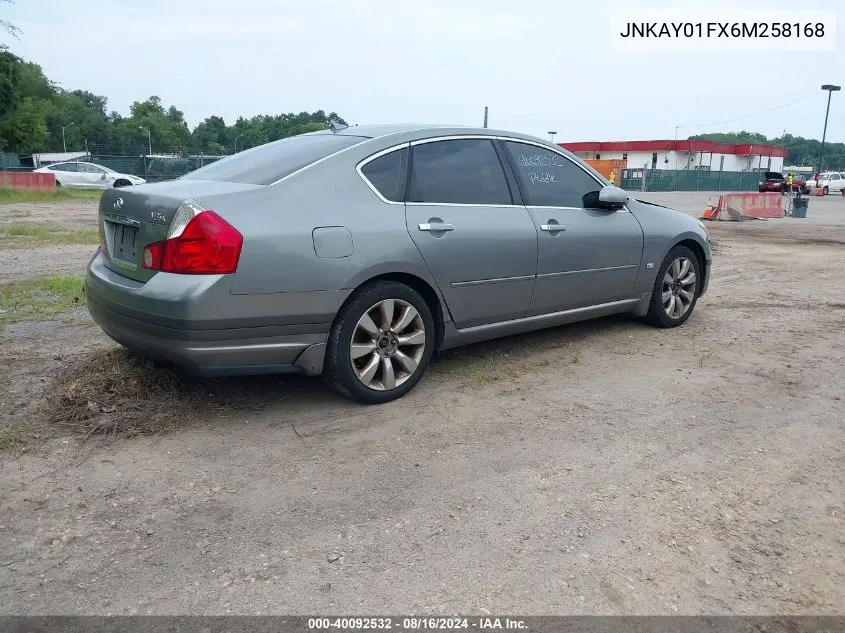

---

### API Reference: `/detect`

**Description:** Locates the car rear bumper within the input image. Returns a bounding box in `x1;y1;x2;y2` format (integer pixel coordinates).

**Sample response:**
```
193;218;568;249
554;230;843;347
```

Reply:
84;251;337;376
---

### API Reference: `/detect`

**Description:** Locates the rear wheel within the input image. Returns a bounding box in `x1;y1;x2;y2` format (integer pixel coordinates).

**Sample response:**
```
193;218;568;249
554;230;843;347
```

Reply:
823;186;829;195
644;245;701;328
114;179;131;188
323;281;435;404
55;180;62;188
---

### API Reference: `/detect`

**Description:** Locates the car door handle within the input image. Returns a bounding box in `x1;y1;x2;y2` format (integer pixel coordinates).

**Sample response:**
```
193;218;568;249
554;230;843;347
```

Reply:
540;224;566;232
418;223;454;232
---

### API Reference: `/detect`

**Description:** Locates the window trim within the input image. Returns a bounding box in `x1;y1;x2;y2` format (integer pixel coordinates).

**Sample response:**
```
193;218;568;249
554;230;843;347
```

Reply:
355;134;622;211
355;142;410;205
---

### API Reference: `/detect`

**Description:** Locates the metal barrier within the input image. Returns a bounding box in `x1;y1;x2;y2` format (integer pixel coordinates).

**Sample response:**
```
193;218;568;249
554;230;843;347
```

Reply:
0;171;57;191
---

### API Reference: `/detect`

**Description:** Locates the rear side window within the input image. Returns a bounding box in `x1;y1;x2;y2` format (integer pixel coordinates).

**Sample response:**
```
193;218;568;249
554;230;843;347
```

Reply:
408;139;512;205
360;147;408;202
50;163;78;172
181;133;366;185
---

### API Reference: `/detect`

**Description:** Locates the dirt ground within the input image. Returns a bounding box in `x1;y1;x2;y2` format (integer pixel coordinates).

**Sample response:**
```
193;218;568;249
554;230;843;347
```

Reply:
0;192;843;615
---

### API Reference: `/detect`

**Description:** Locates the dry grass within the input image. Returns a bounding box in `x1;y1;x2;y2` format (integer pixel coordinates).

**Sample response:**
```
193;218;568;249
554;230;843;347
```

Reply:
0;420;41;453
0;275;85;329
44;348;271;439
0;187;102;204
0;224;99;249
432;326;591;386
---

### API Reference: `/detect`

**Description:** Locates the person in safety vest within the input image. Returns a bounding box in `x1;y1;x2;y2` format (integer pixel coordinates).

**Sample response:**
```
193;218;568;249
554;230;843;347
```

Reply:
784;173;793;195
609;170;616;186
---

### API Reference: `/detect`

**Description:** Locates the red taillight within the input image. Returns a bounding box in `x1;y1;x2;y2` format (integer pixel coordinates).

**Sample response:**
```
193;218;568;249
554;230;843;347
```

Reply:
142;210;242;274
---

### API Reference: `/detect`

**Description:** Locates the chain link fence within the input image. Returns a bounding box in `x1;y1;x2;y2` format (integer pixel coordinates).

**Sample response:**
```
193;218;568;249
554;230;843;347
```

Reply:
88;155;224;183
620;169;771;192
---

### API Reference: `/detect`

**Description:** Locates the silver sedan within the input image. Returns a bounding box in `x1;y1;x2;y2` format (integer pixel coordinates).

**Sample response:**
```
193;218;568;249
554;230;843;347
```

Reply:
85;124;711;403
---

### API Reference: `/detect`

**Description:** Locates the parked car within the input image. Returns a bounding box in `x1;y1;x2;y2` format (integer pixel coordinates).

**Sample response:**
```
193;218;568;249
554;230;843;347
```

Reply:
757;171;808;194
85;124;711;404
34;161;146;189
806;171;845;195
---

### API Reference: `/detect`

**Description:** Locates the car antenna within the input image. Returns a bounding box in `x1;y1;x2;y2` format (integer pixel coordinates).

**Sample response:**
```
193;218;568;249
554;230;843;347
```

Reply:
329;120;348;133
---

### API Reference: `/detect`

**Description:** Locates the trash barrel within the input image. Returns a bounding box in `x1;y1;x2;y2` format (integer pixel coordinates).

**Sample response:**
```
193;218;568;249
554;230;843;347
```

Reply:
792;197;809;218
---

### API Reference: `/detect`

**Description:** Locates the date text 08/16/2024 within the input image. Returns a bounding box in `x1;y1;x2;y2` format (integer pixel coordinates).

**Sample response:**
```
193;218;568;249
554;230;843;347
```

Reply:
307;617;528;630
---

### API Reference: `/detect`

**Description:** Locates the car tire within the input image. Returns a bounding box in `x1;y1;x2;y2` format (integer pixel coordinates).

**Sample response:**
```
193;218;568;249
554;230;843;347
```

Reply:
113;179;131;188
823;186;829;195
55;180;62;188
323;280;435;404
644;245;701;329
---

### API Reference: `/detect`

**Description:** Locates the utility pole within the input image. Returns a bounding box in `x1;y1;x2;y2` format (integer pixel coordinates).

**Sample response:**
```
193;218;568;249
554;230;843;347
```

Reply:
818;84;841;174
61;123;74;153
139;126;152;156
483;106;488;129
548;131;557;143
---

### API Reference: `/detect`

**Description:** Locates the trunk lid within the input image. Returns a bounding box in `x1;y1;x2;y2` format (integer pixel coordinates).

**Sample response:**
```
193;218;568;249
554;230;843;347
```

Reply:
98;179;261;283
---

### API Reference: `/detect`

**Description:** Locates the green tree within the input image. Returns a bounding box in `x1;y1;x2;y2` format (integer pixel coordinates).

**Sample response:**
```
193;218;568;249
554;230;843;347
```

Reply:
0;48;20;118
0;96;53;152
0;50;349;157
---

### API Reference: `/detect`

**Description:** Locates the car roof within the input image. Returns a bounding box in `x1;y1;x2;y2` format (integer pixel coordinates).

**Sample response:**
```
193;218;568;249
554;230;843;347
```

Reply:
325;123;549;145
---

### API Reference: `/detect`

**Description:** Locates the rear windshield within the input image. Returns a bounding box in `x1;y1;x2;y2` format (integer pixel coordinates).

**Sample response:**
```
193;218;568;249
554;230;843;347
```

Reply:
180;133;367;185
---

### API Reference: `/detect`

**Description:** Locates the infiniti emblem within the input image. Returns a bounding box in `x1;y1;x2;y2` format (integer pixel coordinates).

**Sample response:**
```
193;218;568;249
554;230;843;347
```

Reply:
113;197;124;211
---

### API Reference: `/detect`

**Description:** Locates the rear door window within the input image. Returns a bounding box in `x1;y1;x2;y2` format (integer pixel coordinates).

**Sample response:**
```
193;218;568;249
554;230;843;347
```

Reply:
181;133;367;185
408;139;512;205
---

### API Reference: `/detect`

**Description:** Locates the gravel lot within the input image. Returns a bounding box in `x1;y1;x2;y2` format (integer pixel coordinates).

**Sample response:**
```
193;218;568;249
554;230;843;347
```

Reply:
1;191;843;615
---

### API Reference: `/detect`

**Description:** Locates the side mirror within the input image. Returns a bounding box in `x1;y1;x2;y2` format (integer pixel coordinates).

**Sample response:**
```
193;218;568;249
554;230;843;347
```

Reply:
582;185;629;210
598;185;629;207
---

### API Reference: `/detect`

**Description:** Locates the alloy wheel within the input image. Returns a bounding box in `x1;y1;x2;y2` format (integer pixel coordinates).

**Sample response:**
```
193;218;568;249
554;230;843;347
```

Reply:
662;257;696;319
349;299;426;391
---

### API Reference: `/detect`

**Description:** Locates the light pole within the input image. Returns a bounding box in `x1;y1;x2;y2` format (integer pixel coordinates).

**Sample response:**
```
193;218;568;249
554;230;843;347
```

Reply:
61;123;74;153
234;134;244;153
138;126;152;156
548;131;557;143
818;84;841;174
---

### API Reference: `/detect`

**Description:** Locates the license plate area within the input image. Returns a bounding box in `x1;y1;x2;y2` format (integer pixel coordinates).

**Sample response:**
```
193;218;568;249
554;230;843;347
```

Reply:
103;214;141;267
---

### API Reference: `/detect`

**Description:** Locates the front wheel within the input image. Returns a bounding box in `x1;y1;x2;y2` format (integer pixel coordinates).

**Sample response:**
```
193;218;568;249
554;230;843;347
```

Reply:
823;186;829;195
644;245;701;328
323;281;435;404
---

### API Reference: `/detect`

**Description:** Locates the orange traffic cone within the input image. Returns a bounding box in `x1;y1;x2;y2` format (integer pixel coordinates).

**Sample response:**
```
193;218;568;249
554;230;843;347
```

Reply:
700;197;718;220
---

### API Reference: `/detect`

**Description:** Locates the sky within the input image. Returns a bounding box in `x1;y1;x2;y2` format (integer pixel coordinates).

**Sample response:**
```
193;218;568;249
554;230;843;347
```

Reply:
3;0;843;143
